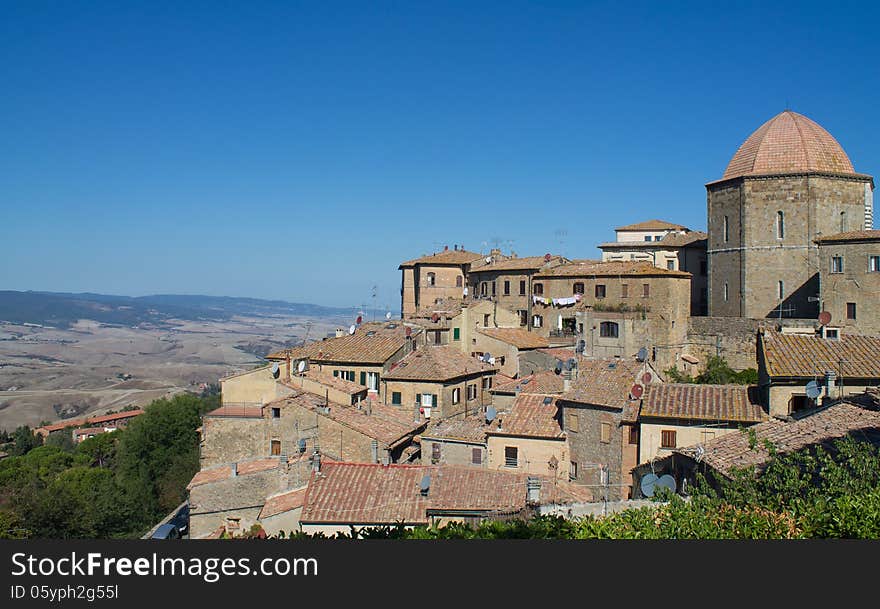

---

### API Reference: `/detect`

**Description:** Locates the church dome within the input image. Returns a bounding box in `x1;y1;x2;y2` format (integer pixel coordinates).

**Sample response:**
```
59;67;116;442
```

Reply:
721;110;856;181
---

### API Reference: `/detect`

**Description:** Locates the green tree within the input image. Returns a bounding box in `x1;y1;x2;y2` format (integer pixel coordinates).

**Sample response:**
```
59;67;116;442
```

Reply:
10;426;40;456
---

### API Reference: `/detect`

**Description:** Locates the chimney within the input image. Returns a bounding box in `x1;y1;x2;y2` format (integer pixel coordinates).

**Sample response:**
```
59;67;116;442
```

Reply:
454;244;458;251
824;371;837;398
490;248;501;257
231;462;238;477
526;476;541;504
371;439;379;463
335;327;346;338
444;245;449;251
311;450;321;473
564;378;571;392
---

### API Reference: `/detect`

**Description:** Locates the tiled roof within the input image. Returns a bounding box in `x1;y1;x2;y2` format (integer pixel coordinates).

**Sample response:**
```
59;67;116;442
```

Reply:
421;416;496;443
186;456;285;490
814;230;880;244
679;401;880;477
641;384;767;424
478;327;550;350
204;405;264;418
718;110;863;182
534;260;691;278
616;220;688;231
491;394;564;439
73;426;107;437
560;358;647;411
267;321;418;364
269;391;424;447
761;331;880;378
259;487;309;519
408;298;465;320
35;409;144;434
399;249;484;268
299;369;367;395
537;347;577;361
491;370;566;395
299;462;591;524
469;255;567;272
384;345;497;381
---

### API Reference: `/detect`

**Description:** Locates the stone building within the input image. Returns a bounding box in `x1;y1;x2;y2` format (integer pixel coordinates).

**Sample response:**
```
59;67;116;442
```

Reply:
405;298;520;348
399;246;484;318
489;369;566;410
707;110;874;319
419;415;496;467
557;357;660;500
472;327;550;377
756;329;880;417
599;219;708;315
381;344;498;421
815;230;880;336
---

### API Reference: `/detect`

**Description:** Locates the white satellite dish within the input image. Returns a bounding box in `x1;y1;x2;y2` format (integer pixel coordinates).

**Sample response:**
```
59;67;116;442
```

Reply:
349;325;356;335
270;362;280;377
385;311;392;320
485;256;492;263
488;357;496;365
297;360;307;374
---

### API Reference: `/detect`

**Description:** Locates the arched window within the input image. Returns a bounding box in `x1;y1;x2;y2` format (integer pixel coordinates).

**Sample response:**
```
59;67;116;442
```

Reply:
776;211;784;239
840;211;847;233
599;321;619;338
426;272;436;286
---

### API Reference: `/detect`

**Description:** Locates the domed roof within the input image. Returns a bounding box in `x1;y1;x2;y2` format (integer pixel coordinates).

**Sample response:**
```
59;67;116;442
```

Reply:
721;110;857;181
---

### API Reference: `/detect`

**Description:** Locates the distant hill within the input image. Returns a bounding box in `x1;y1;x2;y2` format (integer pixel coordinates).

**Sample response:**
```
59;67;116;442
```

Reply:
0;291;384;329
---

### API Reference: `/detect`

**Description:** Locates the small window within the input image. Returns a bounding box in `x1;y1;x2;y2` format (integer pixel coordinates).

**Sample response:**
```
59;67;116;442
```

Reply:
533;283;544;295
532;315;543;328
595;284;606;298
600;422;611;444
840;211;847;233
666;260;675;270
270;440;281;456
482;377;492;389
661;430;677;449
869;255;880;272
503;280;510;295
847;302;857;320
723;215;730;242
824;327;840;340
831;256;844;273
642;283;650;298
472;448;482;465
519;280;526;295
452;388;460;404
432;443;441;462
517;310;528;326
426;272;436;286
778;280;784;300
628;427;639;445
483;313;491;326
480;282;488;296
492;281;496;296
723;282;729;302
392;391;402;405
467;384;477;400
621;284;629;298
568;412;579;433
504;446;518;467
453;327;460;341
569;461;578;480
573;282;584;295
776;211;785;239
456;275;463;287
644;235;652;242
271;407;281;419
700;430;715;443
599;321;619;338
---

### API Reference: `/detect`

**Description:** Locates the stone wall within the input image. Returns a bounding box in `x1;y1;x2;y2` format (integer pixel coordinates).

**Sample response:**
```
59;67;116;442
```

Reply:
818;239;880;336
420;438;486;467
200;415;267;468
485;435;568;482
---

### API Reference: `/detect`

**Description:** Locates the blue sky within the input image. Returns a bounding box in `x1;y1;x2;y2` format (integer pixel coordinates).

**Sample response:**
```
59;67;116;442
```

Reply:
2;1;878;310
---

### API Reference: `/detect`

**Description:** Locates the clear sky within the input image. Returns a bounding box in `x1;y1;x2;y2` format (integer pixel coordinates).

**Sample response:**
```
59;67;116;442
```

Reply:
2;1;878;310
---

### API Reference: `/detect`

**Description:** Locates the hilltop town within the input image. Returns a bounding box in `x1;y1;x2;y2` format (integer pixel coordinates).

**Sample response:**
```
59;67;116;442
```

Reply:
184;110;880;538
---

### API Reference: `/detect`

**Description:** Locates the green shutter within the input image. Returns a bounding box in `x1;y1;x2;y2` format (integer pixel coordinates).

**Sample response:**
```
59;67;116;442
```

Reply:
392;392;401;405
360;371;367;386
333;370;338;377
432;394;438;408
453;327;460;341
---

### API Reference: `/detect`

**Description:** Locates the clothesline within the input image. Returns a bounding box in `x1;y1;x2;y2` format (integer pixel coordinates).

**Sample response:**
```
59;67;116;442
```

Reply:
532;293;583;307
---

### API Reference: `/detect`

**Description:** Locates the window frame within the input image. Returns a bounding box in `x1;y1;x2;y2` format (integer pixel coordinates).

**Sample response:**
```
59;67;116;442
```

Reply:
599;321;619;338
831;256;844;274
504;446;518;468
661;430;677;449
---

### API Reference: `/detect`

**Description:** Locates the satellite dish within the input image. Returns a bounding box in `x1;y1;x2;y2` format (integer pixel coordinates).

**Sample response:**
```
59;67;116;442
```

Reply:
641;372;652;385
486;407;497;422
356;315;363;325
567;358;577;370
576;339;586;354
656;475;677;494
488;357;496;365
554;361;563;375
640;473;659;497
297;438;307;452
630;384;644;399
349;325;356;335
420;474;431;493
805;380;822;400
485;256;492;263
271;362;280;377
636;347;648;362
481;352;492;363
385;311;392;320
297;360;307;374
818;311;832;326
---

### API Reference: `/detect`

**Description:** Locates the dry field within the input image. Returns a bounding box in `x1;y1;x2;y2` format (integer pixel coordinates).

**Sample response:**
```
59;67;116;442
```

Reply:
0;315;338;430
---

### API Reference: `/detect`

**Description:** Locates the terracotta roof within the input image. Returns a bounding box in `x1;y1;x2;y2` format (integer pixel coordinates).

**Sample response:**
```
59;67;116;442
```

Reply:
422;416;495;443
534;260;691;278
537;347;577;361
616;220;688;232
718;110;864;182
408;298;465;320
298;369;367;395
814;230;880;244
73;426;107;437
641;384;767;424
204;405;264;418
560;358;647;411
259;487;309;519
34;409;144;434
761;331;880;378
299;462;591;524
384;345;497;381
469;255;567;272
269;391;423;447
186;456;285;490
267;321;418;364
399;249;484;268
491;394;565;439
478;327;550;350
679;401;880;477
491;370;566;395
